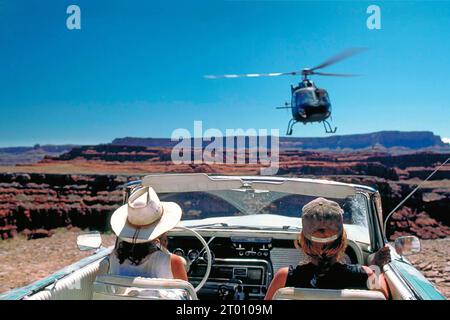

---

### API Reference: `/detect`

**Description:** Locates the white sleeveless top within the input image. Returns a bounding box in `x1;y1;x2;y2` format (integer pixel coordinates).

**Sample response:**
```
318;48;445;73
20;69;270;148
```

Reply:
108;249;173;279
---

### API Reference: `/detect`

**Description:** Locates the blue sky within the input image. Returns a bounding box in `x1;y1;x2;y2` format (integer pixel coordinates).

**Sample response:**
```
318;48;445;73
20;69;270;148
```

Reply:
0;0;449;147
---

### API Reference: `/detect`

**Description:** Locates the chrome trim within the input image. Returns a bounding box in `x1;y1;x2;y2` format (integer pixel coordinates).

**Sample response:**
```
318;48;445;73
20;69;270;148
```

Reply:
93;283;192;300
189;258;270;288
93;277;196;300
137;173;378;197
125;174;377;202
233;267;248;278
187;249;199;261
384;263;417;300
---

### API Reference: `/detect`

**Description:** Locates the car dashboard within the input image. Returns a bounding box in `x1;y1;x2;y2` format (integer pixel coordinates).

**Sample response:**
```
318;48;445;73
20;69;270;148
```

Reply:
168;234;359;300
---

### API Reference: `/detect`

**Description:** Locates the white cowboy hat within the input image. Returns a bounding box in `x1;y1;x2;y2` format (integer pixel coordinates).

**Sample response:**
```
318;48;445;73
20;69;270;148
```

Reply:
110;186;182;243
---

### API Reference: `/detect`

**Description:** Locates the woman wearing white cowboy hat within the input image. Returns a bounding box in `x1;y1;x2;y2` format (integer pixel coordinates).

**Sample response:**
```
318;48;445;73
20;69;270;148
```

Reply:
108;186;187;281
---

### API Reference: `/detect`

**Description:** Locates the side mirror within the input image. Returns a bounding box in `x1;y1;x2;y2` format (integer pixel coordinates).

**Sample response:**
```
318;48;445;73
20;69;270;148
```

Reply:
394;236;421;256
77;231;102;251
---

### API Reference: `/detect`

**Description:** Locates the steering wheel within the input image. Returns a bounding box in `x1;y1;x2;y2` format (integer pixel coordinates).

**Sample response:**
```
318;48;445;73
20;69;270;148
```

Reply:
170;226;212;292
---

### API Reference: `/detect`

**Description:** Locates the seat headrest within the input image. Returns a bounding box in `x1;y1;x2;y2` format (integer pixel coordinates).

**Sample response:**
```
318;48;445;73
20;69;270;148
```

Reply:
273;287;386;300
92;275;198;300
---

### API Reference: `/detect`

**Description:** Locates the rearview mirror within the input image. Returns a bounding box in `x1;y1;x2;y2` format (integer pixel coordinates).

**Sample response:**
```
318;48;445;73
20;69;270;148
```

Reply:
77;231;102;251
394;236;421;256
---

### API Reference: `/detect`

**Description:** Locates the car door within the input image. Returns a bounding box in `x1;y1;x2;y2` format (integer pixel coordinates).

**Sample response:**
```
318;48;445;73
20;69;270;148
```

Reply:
371;193;446;300
388;257;446;300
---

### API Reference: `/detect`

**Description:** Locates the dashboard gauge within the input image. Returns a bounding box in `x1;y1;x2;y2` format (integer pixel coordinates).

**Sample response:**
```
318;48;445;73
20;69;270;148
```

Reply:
202;250;215;262
172;248;185;257
187;249;199;261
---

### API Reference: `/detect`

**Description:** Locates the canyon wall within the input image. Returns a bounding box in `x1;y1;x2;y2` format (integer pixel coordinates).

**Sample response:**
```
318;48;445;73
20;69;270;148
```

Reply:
0;173;131;239
0;147;449;241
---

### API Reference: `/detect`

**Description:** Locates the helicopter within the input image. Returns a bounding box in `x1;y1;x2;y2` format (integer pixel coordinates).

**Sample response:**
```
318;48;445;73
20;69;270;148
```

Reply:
205;48;366;135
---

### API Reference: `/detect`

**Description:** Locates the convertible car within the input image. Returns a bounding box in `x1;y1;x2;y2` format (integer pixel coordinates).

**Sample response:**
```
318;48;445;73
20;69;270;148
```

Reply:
0;173;446;300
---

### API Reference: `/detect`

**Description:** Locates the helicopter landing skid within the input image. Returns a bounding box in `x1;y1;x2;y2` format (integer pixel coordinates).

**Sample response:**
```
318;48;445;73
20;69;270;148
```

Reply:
323;120;337;134
286;119;297;135
286;119;337;135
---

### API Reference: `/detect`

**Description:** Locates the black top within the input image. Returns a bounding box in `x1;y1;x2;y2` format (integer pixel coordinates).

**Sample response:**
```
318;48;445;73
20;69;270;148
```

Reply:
285;262;369;290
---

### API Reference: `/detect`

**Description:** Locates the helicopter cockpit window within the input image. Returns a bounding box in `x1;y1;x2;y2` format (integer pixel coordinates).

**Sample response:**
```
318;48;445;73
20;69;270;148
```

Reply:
295;91;315;105
316;89;330;104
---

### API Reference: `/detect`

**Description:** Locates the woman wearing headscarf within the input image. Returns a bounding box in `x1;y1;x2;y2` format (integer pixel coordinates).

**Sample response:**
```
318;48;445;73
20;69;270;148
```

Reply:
108;186;187;280
265;197;390;299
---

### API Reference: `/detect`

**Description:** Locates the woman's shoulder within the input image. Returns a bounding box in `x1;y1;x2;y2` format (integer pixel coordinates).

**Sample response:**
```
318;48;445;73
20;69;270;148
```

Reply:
170;252;186;265
165;251;188;271
272;268;290;288
148;249;172;262
276;267;290;276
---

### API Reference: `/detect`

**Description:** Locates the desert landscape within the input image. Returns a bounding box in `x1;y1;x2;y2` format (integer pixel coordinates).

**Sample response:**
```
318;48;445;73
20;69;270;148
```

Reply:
0;228;115;294
0;131;449;297
0;230;448;298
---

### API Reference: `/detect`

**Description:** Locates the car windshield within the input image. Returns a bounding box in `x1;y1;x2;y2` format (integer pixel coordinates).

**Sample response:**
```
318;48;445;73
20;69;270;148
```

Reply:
160;189;370;243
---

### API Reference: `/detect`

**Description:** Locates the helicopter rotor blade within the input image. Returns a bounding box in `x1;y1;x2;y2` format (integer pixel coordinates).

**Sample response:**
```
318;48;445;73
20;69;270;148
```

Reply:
312;72;361;77
204;71;301;79
310;47;367;72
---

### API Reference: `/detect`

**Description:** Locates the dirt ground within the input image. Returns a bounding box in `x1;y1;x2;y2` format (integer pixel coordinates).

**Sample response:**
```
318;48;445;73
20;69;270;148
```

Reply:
0;229;115;294
0;231;448;299
408;237;450;298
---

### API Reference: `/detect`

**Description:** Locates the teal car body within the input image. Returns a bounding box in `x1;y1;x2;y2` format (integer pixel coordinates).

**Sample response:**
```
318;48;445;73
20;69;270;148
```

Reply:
391;258;446;300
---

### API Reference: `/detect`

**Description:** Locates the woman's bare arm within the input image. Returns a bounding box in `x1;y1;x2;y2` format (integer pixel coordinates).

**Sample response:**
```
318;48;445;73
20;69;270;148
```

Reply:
171;254;188;281
264;267;289;300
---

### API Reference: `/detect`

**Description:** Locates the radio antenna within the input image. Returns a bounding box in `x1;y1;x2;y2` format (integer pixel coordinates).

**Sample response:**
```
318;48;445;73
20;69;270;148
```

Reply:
383;154;450;236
